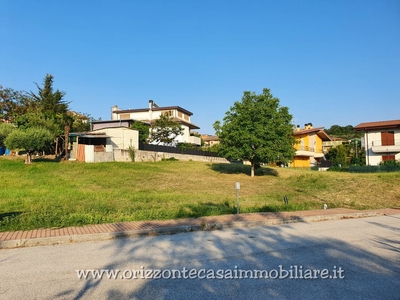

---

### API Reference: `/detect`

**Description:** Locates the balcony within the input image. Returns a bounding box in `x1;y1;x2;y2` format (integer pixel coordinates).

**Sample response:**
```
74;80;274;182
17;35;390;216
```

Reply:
295;146;324;157
371;140;400;153
188;136;201;146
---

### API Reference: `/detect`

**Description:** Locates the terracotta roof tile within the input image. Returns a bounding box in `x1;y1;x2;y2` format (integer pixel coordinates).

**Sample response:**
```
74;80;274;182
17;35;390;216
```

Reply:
293;127;332;141
354;119;400;130
293;127;325;135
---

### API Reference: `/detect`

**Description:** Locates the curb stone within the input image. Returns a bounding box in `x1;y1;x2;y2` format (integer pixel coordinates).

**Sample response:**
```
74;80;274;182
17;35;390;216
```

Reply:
0;209;398;250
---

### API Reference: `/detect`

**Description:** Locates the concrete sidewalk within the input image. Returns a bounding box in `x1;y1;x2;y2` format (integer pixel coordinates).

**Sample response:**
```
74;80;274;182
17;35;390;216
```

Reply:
1;208;399;249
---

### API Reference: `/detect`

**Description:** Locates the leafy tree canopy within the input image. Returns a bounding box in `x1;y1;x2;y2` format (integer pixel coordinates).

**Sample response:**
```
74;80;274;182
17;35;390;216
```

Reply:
325;144;348;167
30;74;69;115
0;87;35;122
0;123;16;147
4;127;54;163
68;111;91;132
325;124;362;139
214;88;296;177
149;114;183;145
14;111;63;138
131;121;150;144
29;74;72;159
2;75;91;160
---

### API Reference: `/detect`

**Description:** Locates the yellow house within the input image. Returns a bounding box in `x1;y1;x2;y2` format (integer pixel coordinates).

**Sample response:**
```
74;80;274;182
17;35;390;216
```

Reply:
291;123;332;167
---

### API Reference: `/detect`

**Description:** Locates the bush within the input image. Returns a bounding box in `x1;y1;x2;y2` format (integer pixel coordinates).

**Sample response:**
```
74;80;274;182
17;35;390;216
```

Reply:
0;123;16;147
379;159;400;167
328;164;400;173
327;166;349;172
128;146;135;162
161;157;178;161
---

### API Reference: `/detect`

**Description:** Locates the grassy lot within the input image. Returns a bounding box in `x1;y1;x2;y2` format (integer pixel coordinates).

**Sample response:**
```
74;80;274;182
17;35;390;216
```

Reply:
1;157;399;232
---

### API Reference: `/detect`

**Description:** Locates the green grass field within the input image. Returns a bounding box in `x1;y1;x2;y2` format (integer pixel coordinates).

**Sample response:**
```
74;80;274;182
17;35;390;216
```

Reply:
1;157;399;232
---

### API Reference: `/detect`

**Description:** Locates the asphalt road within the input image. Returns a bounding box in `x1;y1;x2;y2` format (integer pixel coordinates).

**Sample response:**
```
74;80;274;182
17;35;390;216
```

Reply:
1;214;399;300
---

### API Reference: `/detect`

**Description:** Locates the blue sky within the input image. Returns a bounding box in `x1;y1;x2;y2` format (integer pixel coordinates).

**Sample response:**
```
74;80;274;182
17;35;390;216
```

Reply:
1;0;399;134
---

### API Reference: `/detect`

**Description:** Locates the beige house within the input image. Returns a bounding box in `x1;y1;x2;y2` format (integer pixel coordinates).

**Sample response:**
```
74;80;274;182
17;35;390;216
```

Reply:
111;100;201;146
201;134;219;147
322;137;347;153
89;127;139;150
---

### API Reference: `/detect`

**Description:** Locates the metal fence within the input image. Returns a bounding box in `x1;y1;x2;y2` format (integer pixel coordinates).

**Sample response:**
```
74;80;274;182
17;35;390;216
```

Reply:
138;143;221;157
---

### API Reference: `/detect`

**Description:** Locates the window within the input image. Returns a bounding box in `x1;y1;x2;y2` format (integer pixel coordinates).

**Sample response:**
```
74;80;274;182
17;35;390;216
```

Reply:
381;131;395;146
161;110;173;117
382;155;395;161
120;113;131;120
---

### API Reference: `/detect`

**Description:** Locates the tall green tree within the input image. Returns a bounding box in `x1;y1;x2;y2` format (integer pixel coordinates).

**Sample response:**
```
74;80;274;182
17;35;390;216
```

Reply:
30;74;69;115
149;114;183;145
214;88;296;177
29;74;71;159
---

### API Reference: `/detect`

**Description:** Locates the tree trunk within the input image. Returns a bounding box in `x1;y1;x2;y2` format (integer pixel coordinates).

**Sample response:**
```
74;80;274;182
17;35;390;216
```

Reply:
55;138;59;157
25;152;32;164
63;122;70;161
251;162;255;177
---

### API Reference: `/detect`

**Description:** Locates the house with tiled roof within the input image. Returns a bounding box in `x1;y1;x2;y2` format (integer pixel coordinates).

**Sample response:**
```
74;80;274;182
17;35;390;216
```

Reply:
201;134;219;147
108;100;201;146
291;123;332;167
322;137;348;153
354;119;400;165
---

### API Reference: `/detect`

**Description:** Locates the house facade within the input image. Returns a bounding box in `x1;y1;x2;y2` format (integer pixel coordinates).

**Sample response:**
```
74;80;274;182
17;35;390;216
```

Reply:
291;123;332;167
90;127;139;151
354;119;400;165
201;134;219;147
322;137;347;153
110;100;201;145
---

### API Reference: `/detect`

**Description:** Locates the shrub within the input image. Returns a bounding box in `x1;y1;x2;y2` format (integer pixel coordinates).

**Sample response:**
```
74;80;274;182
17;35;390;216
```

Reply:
379;159;400;167
128;146;135;162
0;123;16;147
161;157;178;161
328;164;400;173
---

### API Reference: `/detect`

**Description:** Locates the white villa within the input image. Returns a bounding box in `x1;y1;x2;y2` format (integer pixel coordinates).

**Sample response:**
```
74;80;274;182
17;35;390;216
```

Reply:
97;100;201;146
354;119;400;165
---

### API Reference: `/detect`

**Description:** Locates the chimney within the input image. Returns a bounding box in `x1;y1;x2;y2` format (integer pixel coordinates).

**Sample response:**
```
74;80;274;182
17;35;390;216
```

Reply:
111;105;119;120
304;123;313;130
296;125;301;132
149;100;153;110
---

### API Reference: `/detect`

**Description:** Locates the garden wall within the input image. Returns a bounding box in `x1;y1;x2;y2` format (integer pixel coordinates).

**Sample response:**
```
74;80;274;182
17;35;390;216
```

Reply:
113;148;229;163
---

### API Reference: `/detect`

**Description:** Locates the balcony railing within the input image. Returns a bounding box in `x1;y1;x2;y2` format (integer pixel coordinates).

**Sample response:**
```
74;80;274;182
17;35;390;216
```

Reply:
371;139;400;147
296;146;323;153
188;136;201;145
371;139;400;153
